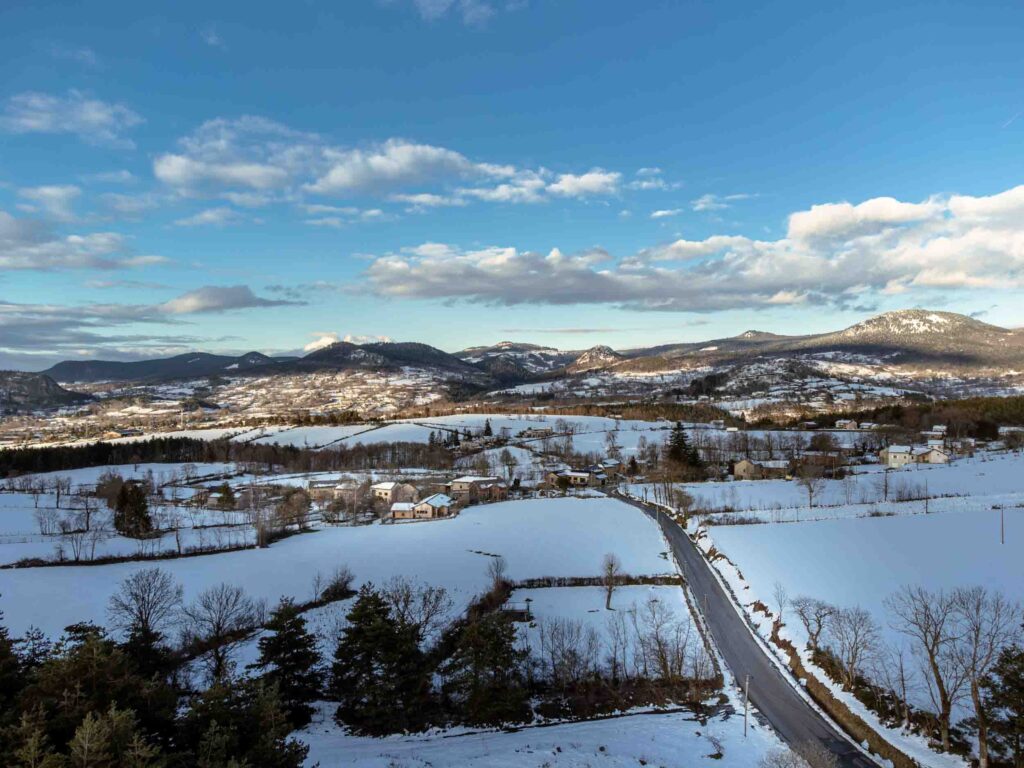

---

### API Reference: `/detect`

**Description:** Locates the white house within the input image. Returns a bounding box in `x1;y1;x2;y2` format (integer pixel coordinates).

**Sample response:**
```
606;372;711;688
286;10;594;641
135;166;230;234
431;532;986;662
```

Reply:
835;419;859;430
412;493;454;518
880;445;914;468
371;481;418;504
913;447;951;464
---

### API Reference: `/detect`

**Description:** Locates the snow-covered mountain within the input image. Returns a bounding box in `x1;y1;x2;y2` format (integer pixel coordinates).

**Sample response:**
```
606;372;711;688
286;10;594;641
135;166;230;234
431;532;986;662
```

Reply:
567;345;626;373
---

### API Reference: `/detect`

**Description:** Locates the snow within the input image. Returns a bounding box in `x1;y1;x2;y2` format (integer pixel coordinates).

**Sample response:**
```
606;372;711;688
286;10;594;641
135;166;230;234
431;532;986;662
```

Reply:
0;496;672;638
299;697;785;767
512;585;695;670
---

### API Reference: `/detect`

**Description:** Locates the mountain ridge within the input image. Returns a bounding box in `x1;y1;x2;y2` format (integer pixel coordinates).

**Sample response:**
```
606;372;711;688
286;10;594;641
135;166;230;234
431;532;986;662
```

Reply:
37;309;1023;386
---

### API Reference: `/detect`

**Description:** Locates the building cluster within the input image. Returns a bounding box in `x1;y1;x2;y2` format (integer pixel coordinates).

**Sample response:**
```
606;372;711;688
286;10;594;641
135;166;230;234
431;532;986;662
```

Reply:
307;473;510;523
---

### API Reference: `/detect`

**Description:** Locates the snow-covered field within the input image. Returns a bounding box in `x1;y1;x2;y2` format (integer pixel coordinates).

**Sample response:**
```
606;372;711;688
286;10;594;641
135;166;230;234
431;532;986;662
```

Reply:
0;496;672;638
512;585;697;672
627;451;1024;522
299;698;785;767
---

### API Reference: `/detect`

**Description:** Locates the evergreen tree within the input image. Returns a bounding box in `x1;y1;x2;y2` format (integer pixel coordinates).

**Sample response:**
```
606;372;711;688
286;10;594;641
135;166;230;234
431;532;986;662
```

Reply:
440;613;530;726
215;482;236;511
113;484;152;538
178;679;308;768
666;422;702;469
483;419;493;437
981;643;1024;767
330;585;433;735
250;599;322;727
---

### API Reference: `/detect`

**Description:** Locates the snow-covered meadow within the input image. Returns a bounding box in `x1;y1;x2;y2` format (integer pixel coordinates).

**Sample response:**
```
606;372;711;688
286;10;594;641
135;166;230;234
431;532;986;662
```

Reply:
0;495;672;639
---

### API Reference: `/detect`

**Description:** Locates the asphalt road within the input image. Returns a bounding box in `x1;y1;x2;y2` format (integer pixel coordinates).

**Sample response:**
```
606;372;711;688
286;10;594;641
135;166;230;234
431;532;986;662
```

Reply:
614;492;878;768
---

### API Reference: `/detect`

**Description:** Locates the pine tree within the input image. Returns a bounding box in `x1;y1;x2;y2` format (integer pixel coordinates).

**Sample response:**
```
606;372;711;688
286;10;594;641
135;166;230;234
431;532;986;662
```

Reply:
440;613;530;726
330;585;432;735
666;422;702;470
113;484;152;538
215;482;236;511
982;643;1024;767
483;419;493;437
250;599;322;727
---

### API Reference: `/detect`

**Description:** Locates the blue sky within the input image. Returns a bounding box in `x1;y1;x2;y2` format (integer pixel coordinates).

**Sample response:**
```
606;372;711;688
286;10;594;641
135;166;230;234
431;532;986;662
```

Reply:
2;0;1023;368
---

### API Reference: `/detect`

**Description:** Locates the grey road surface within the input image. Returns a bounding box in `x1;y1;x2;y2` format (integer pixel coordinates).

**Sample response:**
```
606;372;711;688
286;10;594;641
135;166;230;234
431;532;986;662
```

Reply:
614;492;879;768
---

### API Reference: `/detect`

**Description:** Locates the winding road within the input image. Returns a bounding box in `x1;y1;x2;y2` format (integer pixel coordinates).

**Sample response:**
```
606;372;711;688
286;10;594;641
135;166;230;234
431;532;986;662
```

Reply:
613;492;879;768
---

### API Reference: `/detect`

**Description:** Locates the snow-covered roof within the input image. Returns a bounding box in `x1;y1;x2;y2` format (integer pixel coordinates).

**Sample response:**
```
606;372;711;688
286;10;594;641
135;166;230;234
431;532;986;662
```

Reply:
451;475;499;484
371;481;398;490
417;493;453;508
886;445;912;453
390;502;414;512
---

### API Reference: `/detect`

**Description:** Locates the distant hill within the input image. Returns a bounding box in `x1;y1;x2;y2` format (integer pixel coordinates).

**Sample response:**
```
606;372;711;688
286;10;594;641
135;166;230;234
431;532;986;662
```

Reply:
42;351;285;383
35;310;1024;392
456;341;578;382
0;372;91;413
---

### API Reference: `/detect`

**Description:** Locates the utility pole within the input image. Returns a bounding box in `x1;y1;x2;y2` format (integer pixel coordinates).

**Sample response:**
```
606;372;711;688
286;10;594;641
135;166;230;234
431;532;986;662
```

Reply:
744;674;751;737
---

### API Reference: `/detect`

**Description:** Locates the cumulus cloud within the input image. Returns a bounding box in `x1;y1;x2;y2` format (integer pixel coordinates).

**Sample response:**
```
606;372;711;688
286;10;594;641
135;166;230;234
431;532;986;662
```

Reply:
1;90;143;147
174;207;245;227
17;185;81;222
305;139;509;194
360;184;1024;312
154;116;317;195
160;285;301;314
303;332;340;352
398;0;500;25
153;115;633;214
650;208;683;219
547;169;621;197
691;192;755;212
0;210;166;271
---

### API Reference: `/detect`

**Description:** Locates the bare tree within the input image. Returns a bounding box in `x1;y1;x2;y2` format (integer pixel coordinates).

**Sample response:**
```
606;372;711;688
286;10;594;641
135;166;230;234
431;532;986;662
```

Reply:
792;596;837;650
487;555;508;589
602;552;623;610
381;576;453;641
108;567;183;640
886;586;964;752
873;641;917;728
538;617;600;686
952;586;1022;768
182;583;257;681
773;581;790;623
796;466;826;508
829;606;879;691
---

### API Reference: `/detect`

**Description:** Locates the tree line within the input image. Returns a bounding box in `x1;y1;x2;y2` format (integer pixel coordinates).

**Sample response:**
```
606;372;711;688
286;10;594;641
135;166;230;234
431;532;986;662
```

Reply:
782;584;1023;767
0;436;453;478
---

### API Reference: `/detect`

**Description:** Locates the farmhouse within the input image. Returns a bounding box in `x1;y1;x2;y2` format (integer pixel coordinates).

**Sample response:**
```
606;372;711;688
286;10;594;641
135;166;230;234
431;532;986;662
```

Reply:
913;446;951;464
412;493;454;518
447;475;508;503
880;445;914;468
370;481;419;504
834;419;858;430
733;458;789;480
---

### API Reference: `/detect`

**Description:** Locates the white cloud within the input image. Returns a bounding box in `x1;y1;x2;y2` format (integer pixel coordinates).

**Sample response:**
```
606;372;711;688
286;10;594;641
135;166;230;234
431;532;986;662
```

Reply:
17;185;81;222
1;90;142;147
173;207;244;227
650;208;683;219
360;184;1024;312
160;285;298;314
403;0;498;25
0;210;164;271
200;26;226;48
85;170;136;184
44;43;100;67
306;139;503;195
303;332;340;352
547;169;621;197
691;192;755;212
389;192;468;209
